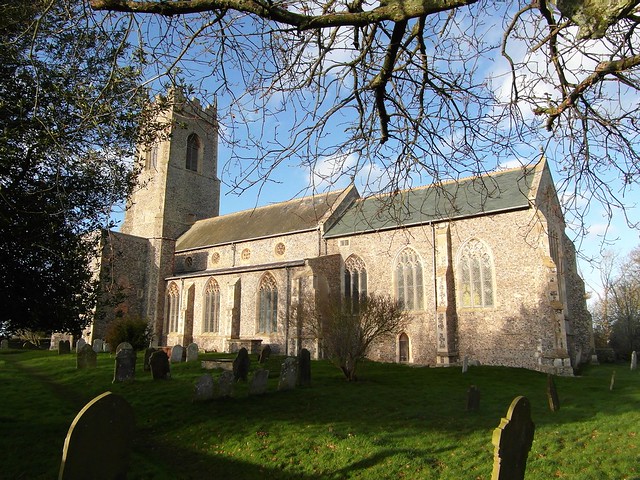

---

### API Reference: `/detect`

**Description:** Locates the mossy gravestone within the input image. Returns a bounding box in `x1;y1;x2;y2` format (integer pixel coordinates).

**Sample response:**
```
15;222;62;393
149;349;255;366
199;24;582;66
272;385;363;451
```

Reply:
491;396;535;480
58;392;134;480
76;344;97;370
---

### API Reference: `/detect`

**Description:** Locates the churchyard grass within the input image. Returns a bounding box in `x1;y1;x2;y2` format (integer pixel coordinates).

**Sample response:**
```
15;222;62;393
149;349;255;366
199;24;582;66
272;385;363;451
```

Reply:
1;349;638;479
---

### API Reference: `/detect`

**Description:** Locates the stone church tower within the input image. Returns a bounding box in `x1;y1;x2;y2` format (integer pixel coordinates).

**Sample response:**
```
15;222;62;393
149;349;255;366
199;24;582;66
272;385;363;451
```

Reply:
91;91;221;342
121;90;220;239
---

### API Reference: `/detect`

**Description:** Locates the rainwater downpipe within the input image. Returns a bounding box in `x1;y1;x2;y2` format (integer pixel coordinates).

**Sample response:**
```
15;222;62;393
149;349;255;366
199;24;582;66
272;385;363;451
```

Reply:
285;266;291;356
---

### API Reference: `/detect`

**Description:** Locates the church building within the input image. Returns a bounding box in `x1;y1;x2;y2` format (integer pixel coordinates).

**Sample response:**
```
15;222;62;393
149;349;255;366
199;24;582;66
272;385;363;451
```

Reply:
91;93;594;375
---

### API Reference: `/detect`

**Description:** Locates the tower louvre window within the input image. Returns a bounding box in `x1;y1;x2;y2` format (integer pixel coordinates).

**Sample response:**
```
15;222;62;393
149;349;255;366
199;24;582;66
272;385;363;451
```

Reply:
186;133;200;171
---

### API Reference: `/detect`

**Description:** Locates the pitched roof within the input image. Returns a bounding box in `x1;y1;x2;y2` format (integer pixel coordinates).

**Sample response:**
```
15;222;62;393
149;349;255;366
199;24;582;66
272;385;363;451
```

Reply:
176;188;348;251
323;163;540;238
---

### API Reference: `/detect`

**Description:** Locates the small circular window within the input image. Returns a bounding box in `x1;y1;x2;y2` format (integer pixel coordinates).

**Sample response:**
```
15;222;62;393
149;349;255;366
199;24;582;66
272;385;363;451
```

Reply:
241;248;251;260
184;257;193;267
275;242;286;256
211;252;220;265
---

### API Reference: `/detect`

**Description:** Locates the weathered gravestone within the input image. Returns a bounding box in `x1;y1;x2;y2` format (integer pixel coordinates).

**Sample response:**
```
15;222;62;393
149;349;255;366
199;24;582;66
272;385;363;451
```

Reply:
466;385;480;412
76;344;97;370
186;343;199;363
631;351;637;371
249;369;270;395
462;356;469;374
92;339;103;353
149;350;171;380
278;357;298;391
0;339;8;349
297;348;311;387
491;396;535;480
58;340;71;355
547;374;560;412
113;348;136;383
75;339;86;353
115;342;133;355
58;391;134;480
170;344;184;363
143;347;157;372
103;343;111;353
193;374;215;402
258;344;272;364
233;347;250;382
217;371;235;398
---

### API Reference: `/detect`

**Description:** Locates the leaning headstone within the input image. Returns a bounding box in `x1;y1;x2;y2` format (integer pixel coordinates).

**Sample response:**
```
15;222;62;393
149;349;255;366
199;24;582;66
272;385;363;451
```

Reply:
149;350;171;380
233;347;250;382
278;357;299;391
610;370;616;391
75;338;87;353
143;347;157;371
76;344;97;370
0;339;8;349
58;340;71;355
170;344;184;363
115;342;133;355
186;343;199;363
547;374;560;412
491;396;535;480
58;391;134;480
258;344;272;364
297;348;311;387
249;369;270;395
193;374;215;402
92;339;103;353
466;385;480;411
113;348;136;383
217;371;235;398
631;351;637;371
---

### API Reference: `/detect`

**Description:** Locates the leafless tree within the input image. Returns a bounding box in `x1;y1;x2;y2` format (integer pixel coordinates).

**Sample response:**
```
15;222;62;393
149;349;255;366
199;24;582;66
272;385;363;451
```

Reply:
299;293;408;380
89;0;639;240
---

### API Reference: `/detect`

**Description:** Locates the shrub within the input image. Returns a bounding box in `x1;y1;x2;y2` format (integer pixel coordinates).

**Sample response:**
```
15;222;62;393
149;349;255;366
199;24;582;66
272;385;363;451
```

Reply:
104;316;151;351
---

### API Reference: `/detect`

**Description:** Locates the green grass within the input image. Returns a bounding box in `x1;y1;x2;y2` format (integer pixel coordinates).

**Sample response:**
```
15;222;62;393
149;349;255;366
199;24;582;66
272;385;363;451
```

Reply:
1;349;639;479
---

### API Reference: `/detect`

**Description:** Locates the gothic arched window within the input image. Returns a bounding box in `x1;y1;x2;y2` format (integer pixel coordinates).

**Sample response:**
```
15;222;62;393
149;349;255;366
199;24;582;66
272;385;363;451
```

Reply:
186;133;200;171
258;273;278;334
344;255;367;313
203;278;220;333
457;238;495;308
166;282;180;332
394;248;424;311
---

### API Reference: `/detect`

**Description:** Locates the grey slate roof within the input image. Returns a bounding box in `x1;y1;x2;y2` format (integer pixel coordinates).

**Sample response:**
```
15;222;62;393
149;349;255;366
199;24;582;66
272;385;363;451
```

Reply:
323;165;538;238
176;189;346;251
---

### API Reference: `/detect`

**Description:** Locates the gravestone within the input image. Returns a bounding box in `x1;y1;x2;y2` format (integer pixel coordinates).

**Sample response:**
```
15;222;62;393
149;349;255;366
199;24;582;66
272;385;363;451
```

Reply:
113;348;136;383
547;374;560;412
217;371;235;398
233;347;250;382
278;357;298;391
92;339;103;353
103;343;111;353
491;396;535;480
0;339;8;349
170;344;184;363
143;348;157;372
249;369;270;395
75;338;86;353
58;391;134;480
462;356;469;373
186;343;199;363
149;350;171;380
115;342;133;355
258;344;272;364
58;340;71;355
193;374;215;402
76;344;97;370
610;370;616;391
466;385;480;411
631;351;637;371
297;348;311;387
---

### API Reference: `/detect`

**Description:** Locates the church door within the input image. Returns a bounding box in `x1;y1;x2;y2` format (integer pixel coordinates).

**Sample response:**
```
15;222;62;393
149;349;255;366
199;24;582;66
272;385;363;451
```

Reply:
399;333;410;363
